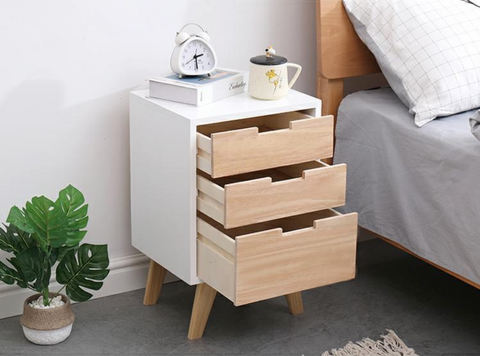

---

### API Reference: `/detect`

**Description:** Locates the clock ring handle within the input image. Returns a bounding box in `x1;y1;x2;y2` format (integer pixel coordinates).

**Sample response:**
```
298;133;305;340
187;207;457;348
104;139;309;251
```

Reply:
177;23;207;35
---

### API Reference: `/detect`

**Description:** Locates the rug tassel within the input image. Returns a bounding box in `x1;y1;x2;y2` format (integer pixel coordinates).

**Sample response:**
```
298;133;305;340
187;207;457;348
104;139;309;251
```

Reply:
322;330;418;356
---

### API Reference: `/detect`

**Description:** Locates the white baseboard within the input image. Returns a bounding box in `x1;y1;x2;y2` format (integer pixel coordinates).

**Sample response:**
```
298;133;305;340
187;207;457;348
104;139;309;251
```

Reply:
0;253;178;320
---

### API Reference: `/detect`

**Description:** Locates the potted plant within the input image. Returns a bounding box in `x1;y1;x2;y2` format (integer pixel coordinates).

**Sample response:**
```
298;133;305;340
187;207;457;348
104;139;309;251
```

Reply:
0;185;109;345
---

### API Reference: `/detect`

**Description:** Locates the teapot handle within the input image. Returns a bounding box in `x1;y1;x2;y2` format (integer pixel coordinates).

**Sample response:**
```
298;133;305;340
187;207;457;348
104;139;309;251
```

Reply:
286;63;302;89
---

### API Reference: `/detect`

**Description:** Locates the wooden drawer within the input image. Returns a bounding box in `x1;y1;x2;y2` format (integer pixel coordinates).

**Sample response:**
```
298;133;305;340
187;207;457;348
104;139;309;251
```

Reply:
197;160;346;229
197;112;334;178
197;210;357;306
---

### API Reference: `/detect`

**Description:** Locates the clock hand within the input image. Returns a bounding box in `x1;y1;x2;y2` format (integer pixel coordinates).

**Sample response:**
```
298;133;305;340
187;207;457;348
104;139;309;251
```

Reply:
186;51;203;65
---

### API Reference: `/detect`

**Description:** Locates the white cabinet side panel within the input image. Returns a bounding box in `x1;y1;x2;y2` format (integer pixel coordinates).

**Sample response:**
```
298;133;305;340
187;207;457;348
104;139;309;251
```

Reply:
130;94;197;284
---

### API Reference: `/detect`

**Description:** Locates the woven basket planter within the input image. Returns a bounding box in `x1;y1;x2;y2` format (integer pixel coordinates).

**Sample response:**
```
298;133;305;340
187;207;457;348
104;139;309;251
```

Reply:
20;293;75;345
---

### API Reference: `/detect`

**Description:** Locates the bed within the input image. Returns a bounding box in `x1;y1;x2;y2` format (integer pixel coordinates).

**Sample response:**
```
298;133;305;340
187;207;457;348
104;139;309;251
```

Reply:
316;0;480;289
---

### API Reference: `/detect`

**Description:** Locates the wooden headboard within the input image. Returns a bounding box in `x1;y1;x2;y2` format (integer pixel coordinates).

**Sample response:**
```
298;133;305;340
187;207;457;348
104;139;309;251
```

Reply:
316;0;380;116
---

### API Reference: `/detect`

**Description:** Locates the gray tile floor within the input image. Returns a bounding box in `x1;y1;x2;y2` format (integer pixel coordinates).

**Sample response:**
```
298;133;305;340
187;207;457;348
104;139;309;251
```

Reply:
1;239;479;356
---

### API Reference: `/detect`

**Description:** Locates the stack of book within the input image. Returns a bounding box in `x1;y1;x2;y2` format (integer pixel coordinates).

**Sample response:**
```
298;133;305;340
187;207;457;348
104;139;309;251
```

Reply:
149;68;247;106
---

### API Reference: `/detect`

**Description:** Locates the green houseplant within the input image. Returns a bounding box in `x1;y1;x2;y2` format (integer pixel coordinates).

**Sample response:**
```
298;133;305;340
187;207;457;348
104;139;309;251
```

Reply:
0;185;109;345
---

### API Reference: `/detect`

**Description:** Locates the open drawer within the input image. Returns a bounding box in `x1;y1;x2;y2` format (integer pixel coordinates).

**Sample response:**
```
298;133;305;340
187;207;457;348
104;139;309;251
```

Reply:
197;210;358;306
197;112;334;178
197;160;346;229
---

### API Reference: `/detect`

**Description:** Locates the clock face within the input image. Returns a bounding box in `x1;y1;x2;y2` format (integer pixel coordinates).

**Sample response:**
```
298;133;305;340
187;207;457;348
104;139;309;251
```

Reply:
180;39;215;74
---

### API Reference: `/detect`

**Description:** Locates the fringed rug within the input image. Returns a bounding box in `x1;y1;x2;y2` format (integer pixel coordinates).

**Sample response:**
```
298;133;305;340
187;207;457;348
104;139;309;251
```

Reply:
322;330;418;356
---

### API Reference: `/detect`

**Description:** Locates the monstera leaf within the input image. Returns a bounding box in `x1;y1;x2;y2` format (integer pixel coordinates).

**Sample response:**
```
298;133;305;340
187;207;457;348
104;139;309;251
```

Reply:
0;259;31;289
7;196;68;250
56;185;89;246
0;261;16;285
10;246;50;292
25;196;69;249
6;207;35;234
56;244;109;302
0;224;33;254
50;244;79;265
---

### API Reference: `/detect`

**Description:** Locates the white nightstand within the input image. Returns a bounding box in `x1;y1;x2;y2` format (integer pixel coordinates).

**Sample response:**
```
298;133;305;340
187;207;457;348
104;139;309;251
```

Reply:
129;90;357;339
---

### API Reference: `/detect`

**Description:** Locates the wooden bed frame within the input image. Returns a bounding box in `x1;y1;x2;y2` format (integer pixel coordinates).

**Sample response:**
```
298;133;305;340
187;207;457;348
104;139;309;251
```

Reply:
316;0;480;290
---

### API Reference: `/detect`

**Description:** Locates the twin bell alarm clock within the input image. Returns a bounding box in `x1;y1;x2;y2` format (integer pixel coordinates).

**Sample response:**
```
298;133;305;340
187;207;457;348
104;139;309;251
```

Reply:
248;46;302;100
170;23;217;78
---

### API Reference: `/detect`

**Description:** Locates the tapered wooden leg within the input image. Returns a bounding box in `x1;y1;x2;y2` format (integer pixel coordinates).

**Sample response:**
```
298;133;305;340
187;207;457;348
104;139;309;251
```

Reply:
187;283;217;340
143;260;167;306
285;292;304;315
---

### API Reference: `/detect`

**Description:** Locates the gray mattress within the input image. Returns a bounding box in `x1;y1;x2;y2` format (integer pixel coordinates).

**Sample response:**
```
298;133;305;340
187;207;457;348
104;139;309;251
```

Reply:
334;88;480;285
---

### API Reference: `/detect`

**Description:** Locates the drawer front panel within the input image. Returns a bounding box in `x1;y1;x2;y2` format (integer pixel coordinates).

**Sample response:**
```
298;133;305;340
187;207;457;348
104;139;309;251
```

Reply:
235;212;358;306
197;161;347;229
224;163;346;228
196;210;358;306
196;113;334;178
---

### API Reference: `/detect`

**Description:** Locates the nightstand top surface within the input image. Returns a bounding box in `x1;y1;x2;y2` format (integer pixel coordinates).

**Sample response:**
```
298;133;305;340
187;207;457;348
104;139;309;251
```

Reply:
131;89;321;121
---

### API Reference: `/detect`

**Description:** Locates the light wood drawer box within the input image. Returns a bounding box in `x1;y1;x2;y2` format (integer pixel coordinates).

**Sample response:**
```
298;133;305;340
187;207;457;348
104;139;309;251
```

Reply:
197;210;358;306
197;160;346;229
197;112;334;178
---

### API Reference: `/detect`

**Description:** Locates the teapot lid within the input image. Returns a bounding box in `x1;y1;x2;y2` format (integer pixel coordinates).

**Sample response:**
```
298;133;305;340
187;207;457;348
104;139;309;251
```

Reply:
250;46;287;65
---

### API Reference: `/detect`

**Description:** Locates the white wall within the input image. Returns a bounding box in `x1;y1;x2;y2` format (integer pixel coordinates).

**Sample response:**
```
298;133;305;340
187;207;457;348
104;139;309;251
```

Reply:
0;0;317;318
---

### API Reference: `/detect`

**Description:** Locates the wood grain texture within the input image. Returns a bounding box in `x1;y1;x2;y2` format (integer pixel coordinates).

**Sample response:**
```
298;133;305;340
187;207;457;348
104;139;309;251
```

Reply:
197;237;235;302
196;113;334;178
197;152;213;176
197;192;225;225
197;218;235;257
316;0;379;80
196;132;212;154
318;77;344;117
285;292;304;315
317;77;344;155
223;162;346;228
197;160;346;229
196;210;358;306
197;217;236;302
235;212;358;306
187;283;217;340
143;260;167;306
211;116;333;178
197;174;225;203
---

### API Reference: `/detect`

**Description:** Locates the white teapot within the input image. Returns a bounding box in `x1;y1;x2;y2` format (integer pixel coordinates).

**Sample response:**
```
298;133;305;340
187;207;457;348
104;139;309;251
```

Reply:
248;47;302;100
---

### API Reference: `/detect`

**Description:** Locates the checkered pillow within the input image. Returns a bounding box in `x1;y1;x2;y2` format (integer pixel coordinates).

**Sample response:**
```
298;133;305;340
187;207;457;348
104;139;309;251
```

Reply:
344;0;480;126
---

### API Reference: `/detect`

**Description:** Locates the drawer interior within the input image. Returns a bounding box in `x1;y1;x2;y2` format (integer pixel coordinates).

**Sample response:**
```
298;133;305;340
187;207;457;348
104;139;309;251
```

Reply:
197;160;329;188
197;110;314;137
198;209;341;240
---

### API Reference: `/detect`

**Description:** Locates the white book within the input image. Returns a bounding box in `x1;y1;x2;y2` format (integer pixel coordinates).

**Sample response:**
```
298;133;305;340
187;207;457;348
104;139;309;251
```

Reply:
148;68;247;106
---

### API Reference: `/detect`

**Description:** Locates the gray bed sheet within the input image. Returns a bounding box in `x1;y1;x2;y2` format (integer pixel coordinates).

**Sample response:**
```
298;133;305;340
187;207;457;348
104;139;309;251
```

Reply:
334;88;480;285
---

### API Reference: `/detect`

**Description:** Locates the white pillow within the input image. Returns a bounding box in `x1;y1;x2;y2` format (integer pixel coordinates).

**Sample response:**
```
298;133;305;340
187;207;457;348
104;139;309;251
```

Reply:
343;0;480;127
